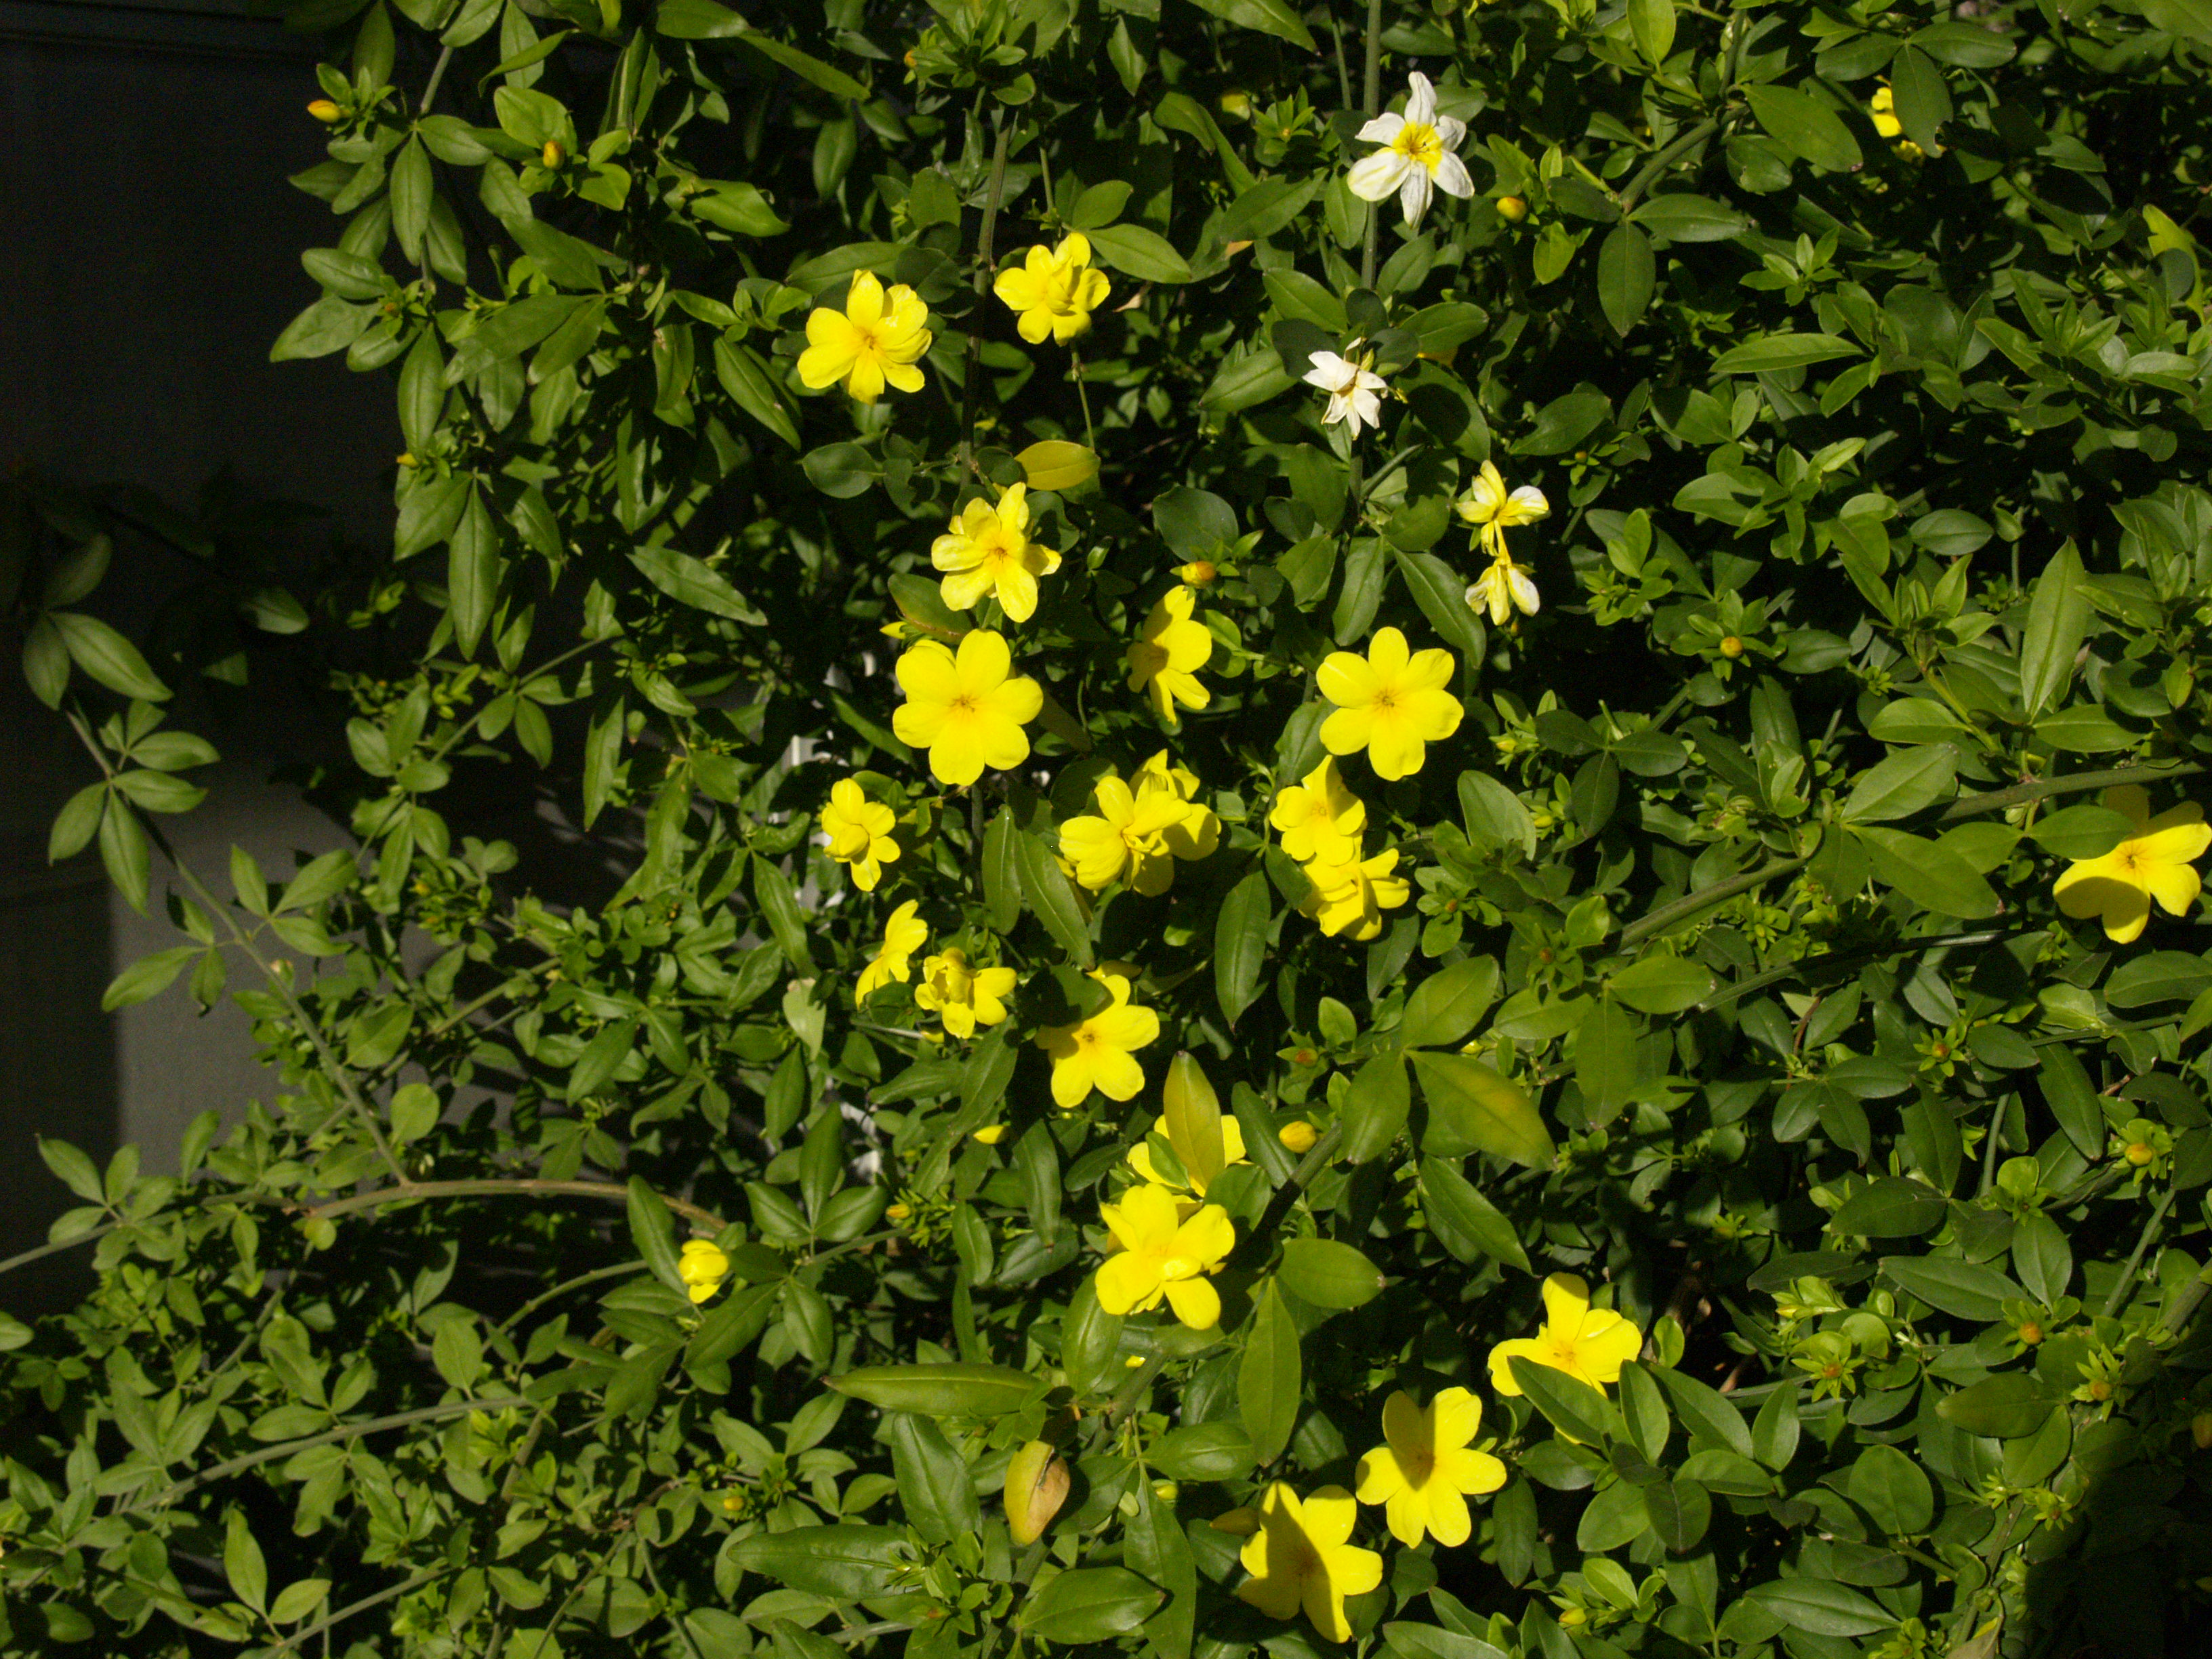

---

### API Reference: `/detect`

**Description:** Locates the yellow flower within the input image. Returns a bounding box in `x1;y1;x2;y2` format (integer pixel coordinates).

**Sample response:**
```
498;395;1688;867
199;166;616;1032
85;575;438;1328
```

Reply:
991;232;1111;345
2055;785;2211;943
1094;1183;1234;1328
1125;586;1212;725
1299;846;1410;941
1233;1482;1385;1643
1036;969;1160;1108
1316;627;1462;781
1488;1273;1644;1396
796;270;932;403
1466;550;1540;627
1353;1388;1507;1547
972;1124;1010;1145
678;1240;731;1306
932;483;1062;623
856;899;929;1001
1269;756;1367;865
1870;83;1903;140
914;947;1017;1040
1126;1111;1250;1196
820;778;899;891
891;630;1043;787
1058;758;1221;895
1455;461;1550;560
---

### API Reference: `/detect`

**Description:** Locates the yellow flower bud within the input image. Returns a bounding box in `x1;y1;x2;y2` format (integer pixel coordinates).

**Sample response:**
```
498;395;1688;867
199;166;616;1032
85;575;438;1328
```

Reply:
1123;1353;1147;1368
1496;196;1528;222
1719;636;1745;658
2125;1141;2157;1166
1277;1120;1319;1154
972;1124;1009;1145
307;99;343;124
542;140;566;169
1176;560;1217;588
2018;1321;2043;1346
886;1202;912;1221
2194;1411;2212;1450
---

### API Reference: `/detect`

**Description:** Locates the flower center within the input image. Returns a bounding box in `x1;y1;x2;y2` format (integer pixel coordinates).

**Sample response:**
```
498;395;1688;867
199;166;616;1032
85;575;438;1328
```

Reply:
949;692;980;716
1392;121;1443;171
1372;687;1400;715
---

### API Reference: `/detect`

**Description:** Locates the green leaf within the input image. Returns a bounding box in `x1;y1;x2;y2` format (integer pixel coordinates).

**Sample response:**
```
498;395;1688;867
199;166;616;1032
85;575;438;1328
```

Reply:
1418;1158;1529;1272
1509;1357;1612;1445
1879;1254;2025;1322
1847;1441;1933;1535
1642;1476;1710;1552
2020;544;2091;717
101;945;198;1012
752;855;816;971
1129;1477;1197;1659
1411;1051;1554;1168
447;489;501;658
1605;956;1714;1015
1842;745;1957;823
1830;1176;1948;1237
726;1525;909;1601
1214;867;1271;1027
1573;998;1643;1124
1740;1580;1896;1639
1710;333;1862;375
827;1364;1039;1416
2039;1044;2106;1159
1239;1277;1300;1465
1629;0;1676;63
1019;1568;1165;1644
268;1580;331;1626
1458;772;1536;857
1340;1054;1410;1164
1936;1374;2056;1437
1017;829;1094;968
712;337;801;449
1390;548;1485;658
888;1414;982;1544
630;546;766;624
2025;802;2129;860
1854;827;2001;919
38;1136;104;1202
626;1177;684;1296
1596;224;1656;337
1086;224;1193;284
1277;1238;1385;1309
1149;1421;1254;1481
983;807;1024;935
225;1509;268;1614
50;613;169;701
1743;84;1863;171
1185;0;1314;50
1401;956;1501;1049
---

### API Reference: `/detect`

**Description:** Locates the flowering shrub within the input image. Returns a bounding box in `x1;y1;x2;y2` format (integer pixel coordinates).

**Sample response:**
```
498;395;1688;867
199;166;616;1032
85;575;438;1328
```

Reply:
7;1;2212;1657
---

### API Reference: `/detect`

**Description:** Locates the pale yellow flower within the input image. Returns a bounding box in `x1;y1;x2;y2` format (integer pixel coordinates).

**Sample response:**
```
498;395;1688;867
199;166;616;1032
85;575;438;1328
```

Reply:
1454;460;1550;560
1316;626;1462;781
1234;1483;1385;1643
2054;785;2211;944
1353;1388;1506;1547
856;899;929;1002
992;232;1112;345
1036;969;1160;1108
1345;72;1473;230
1094;1183;1233;1328
1488;1273;1644;1395
1125;587;1212;725
931;483;1061;623
796;270;932;403
820;778;898;890
1466;550;1539;627
914;947;1017;1040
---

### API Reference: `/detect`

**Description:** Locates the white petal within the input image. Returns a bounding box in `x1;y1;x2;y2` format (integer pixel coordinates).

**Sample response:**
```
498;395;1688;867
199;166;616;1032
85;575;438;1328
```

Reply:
1355;368;1388;394
1399;167;1432;229
1321;392;1349;426
1349;388;1381;432
1434;115;1467;150
1507;567;1540;615
1346;150;1410;204
1405;72;1436;127
1355;113;1406;144
1508;485;1551;518
1431;151;1475;200
1304;352;1353;391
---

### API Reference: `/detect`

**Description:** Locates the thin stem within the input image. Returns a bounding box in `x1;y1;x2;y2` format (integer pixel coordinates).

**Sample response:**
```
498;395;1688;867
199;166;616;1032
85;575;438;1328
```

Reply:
1694;927;2026;1014
1936;761;2207;823
1977;1094;2007;1196
1358;0;1382;289
958;112;1014;473
272;1565;449;1656
1070;348;1097;452
1618;854;1808;949
2100;1189;2176;1319
1235;1124;1345;1270
0;1226;120;1279
495;1261;649;1334
302;1178;727;1233
1616;117;1719;213
418;46;454;117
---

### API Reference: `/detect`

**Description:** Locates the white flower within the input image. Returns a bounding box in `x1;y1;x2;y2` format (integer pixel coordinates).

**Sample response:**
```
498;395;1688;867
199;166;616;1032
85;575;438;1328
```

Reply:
1466;552;1540;626
1303;348;1388;439
1345;72;1475;230
1455;461;1550;558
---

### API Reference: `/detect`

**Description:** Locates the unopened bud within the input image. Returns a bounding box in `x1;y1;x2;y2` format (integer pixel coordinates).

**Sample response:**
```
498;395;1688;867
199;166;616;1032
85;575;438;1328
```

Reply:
1496;196;1528;223
2018;1322;2043;1347
1719;636;1745;659
886;1202;912;1221
972;1124;1008;1146
542;140;566;169
1176;560;1217;588
307;99;343;124
2125;1141;2157;1167
1278;1120;1319;1154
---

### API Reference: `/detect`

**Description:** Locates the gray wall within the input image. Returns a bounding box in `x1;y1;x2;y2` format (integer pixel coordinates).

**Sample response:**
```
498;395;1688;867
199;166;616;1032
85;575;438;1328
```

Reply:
1;0;391;1305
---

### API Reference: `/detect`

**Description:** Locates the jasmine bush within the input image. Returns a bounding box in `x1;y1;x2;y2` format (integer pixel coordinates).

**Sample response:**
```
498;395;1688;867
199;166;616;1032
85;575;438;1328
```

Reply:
5;1;2212;1656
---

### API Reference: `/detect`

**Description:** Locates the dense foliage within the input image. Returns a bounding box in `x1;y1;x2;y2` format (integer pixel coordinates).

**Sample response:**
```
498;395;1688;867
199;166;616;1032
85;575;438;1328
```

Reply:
7;0;2212;1656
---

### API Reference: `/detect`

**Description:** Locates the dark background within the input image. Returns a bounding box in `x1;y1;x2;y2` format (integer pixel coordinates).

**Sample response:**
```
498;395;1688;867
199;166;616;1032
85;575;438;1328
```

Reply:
1;0;390;1305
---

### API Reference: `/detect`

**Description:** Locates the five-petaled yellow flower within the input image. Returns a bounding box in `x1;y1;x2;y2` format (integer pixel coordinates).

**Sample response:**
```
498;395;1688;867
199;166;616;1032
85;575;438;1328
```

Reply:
1094;1182;1235;1327
1353;1388;1507;1547
1125;586;1212;726
1126;1111;1250;1197
857;899;929;1002
1488;1273;1644;1396
891;630;1042;787
1234;1482;1385;1643
2054;785;2211;944
678;1240;731;1306
1036;968;1160;1108
1455;461;1549;559
993;231;1113;345
1270;756;1367;865
820;778;899;891
1300;845;1410;941
913;946;1017;1040
796;270;933;403
1317;626;1462;781
1059;759;1221;895
932;483;1062;624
